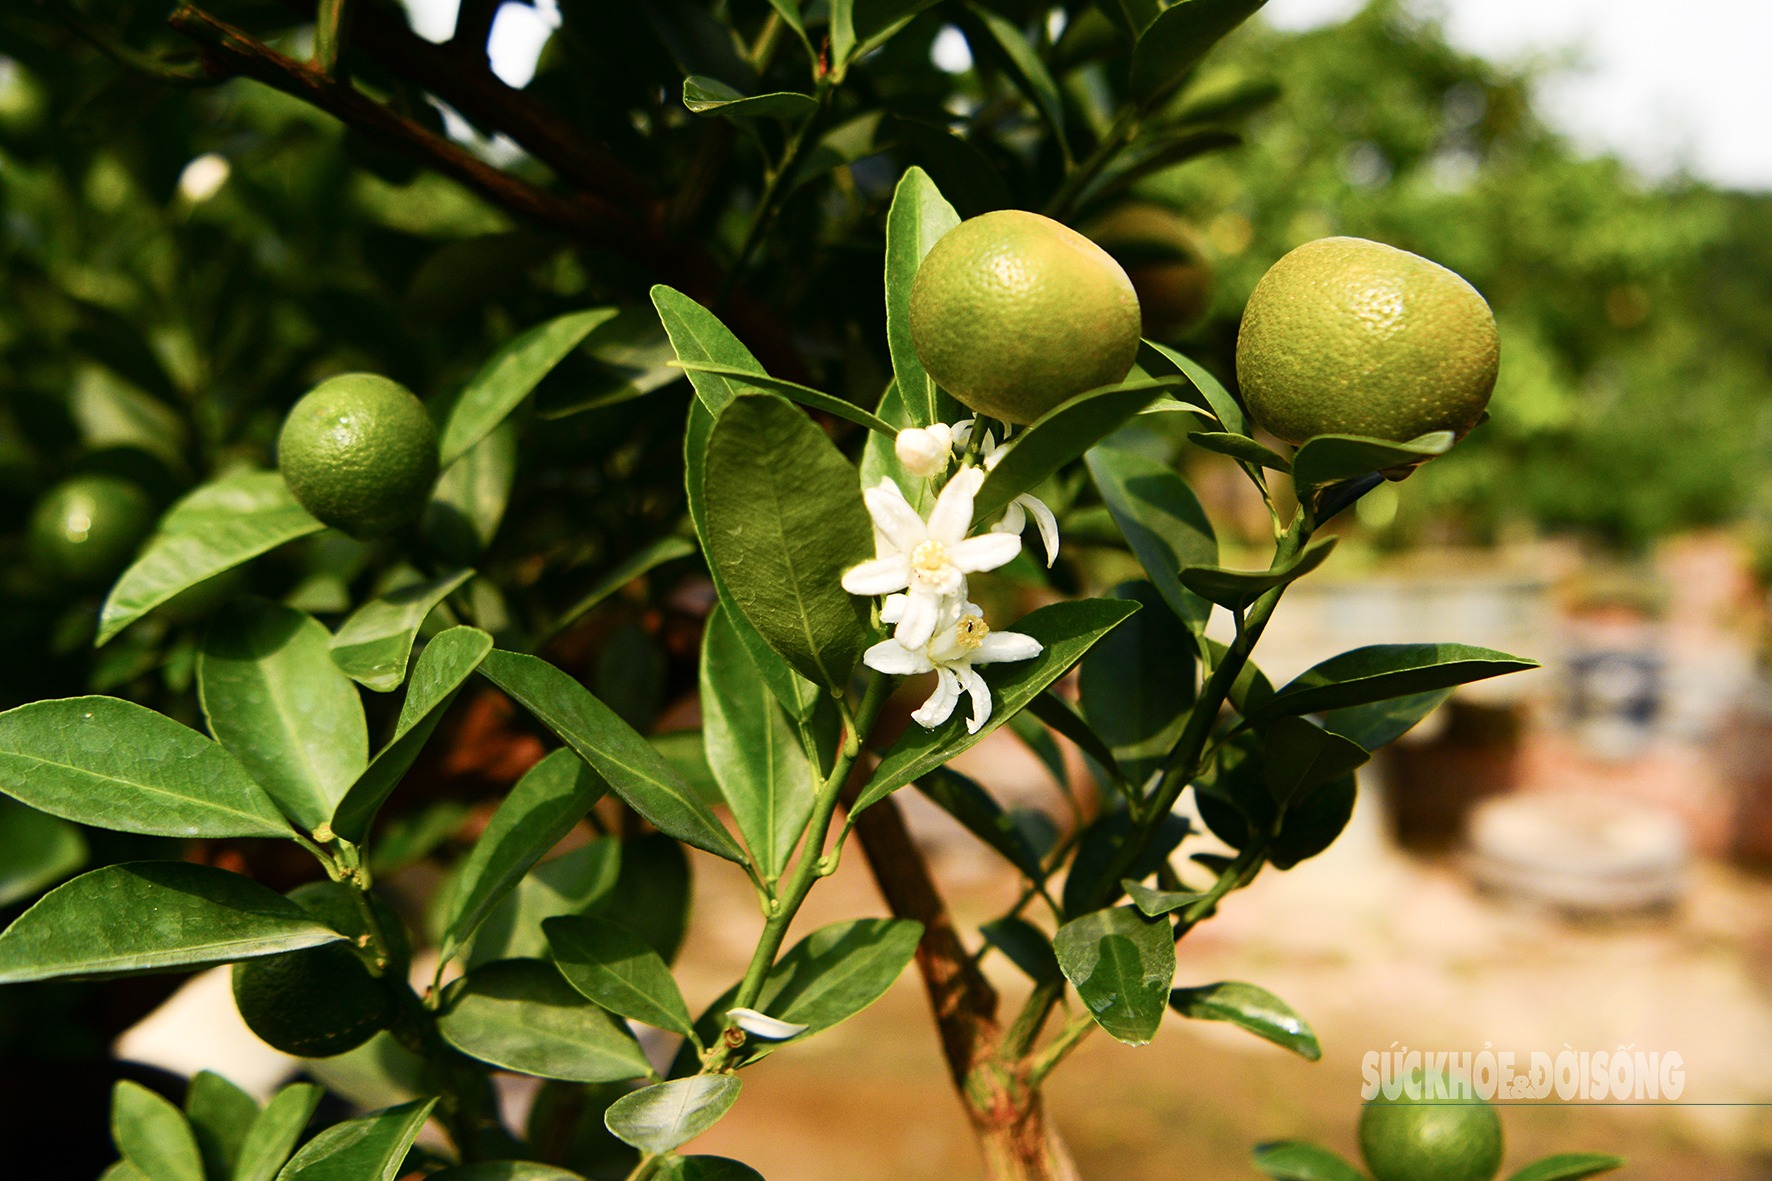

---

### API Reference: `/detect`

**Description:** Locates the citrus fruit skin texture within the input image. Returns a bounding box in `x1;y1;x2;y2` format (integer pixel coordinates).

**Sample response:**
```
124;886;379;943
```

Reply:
232;881;407;1058
277;373;439;539
1084;203;1214;341
1236;236;1499;446
29;475;155;586
909;209;1141;425
1359;1096;1504;1181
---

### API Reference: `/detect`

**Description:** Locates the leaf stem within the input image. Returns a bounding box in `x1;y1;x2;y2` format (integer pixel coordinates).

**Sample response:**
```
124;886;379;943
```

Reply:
1025;1009;1095;1086
1003;976;1065;1059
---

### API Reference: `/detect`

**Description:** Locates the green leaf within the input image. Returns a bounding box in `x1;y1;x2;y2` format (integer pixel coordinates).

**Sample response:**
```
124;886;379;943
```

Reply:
425;418;516;562
884;167;961;428
1005;708;1070;794
651;286;766;414
467;839;622;967
973;378;1182;523
0;862;344;983
0;696;291;839
1322;689;1453;752
853;599;1140;815
1505;1154;1627;1181
298;1032;424;1113
669;362;895;436
1084;446;1216;630
1025;692;1122;786
966;4;1067;151
184;1070;257;1181
1289;431;1453;491
682;76;817;121
428;1166;586;1181
198;599;368;832
112;1080;204;1181
1138;341;1249;436
1129;0;1270;110
543;536;699;649
1251;1140;1367;1181
829;0;855;64
765;0;811;58
1053;905;1175;1045
438;959;653;1083
1270;773;1355;869
0;797;87;906
442;748;608;959
100;1162;150;1181
658;1158;764;1181
439;309;618;465
700;604;817;881
859;379;934;516
1188;431;1291;472
605;1076;741;1155
329;568;474;692
545;913;695;1038
916;767;1048;880
1179;535;1339;610
1122;880;1208;917
331;627;493;843
1078;581;1196;785
479;650;743;862
99;471;325;645
1250;643;1540;722
589;833;693;966
852;0;946;58
235;1083;324;1181
978;916;1061;983
1171;981;1321;1059
1062;809;1191;915
273;1098;436;1181
702;394;872;692
1094;0;1161;40
1261;716;1369;808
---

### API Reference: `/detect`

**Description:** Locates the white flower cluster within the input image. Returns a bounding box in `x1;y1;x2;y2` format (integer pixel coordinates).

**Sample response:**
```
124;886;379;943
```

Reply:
840;421;1059;733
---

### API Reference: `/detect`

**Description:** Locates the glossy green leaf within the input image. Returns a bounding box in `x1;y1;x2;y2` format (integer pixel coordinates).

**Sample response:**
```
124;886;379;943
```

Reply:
764;0;811;57
658;1158;764;1181
443;748;608;959
852;0;945;57
1005;708;1070;793
0;862;344;983
545;913;695;1037
1078;581;1196;785
605;1076;740;1155
99;471;325;645
1188;431;1291;472
1138;341;1249;436
916;767;1048;880
701;604;817;880
829;0;856;64
1053;905;1175;1045
329;568;474;692
427;1166;586;1181
1122;880;1208;917
426;419;516;563
1179;535;1339;610
543;536;698;649
0;696;291;839
1062;809;1192;916
702;394;872;692
1505;1153;1627;1181
966;4;1066;151
1251;1140;1367;1181
184;1070;257;1181
331;627;493;843
0;797;87;906
884;167;961;428
682;76;816;121
669;362;895;436
589;833;693;966
1290;431;1453;491
1262;716;1369;807
1323;689;1452;752
468;838;622;967
112;1080;203;1181
438;959;652;1082
978;916;1061;982
100;1161;149;1181
652;285;766;415
1084;445;1216;630
1250;643;1540;722
273;1098;436;1181
854;598;1140;815
754;917;924;1033
1025;692;1123;785
479;649;744;861
1171;980;1321;1059
1094;0;1161;40
1270;773;1356;869
198;599;367;831
298;1032;424;1112
1129;0;1270;109
1083;130;1243;211
439;309;617;465
974;378;1182;522
235;1083;324;1181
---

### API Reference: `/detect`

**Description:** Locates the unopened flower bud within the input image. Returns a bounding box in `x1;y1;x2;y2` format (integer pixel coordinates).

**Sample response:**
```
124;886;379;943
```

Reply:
894;424;954;478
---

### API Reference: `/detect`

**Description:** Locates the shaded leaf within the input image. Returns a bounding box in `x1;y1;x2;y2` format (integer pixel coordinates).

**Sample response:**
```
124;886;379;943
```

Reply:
468;838;622;967
1505;1154;1627;1181
1249;643;1539;723
184;1070;257;1181
978;916;1060;983
1262;716;1369;808
1078;581;1196;786
0;797;88;906
1171;981;1320;1059
1323;689;1453;752
426;417;517;563
1122;880;1208;917
605;1076;740;1155
670;362;895;435
1290;431;1453;491
546;913;695;1038
651;286;766;414
1269;773;1357;869
235;1083;324;1181
915;767;1048;880
659;1158;764;1181
111;1080;203;1181
1129;0;1270;109
1138;340;1249;436
439;309;617;465
1251;1140;1368;1181
682;76;816;121
543;536;698;649
1084;446;1216;630
588;833;693;966
329;568;474;692
1179;535;1338;610
438;959;652;1083
1025;692;1123;786
1061;808;1190;916
1053;905;1175;1045
884;167;961;428
966;4;1067;150
273;1098;436;1181
1188;431;1290;472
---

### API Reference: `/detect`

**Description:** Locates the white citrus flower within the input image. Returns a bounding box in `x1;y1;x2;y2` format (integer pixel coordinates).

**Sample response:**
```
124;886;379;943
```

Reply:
894;424;954;478
864;597;1042;733
954;421;1061;566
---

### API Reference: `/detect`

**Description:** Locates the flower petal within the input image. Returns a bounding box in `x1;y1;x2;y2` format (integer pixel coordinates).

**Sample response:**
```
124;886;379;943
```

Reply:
949;531;1022;574
912;667;962;729
1015;493;1061;567
863;638;932;675
926;466;985;545
974;630;1043;664
956;665;993;734
892;586;946;650
727;1008;809;1040
880;593;909;624
991;500;1026;536
864;479;928;553
842;555;911;596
